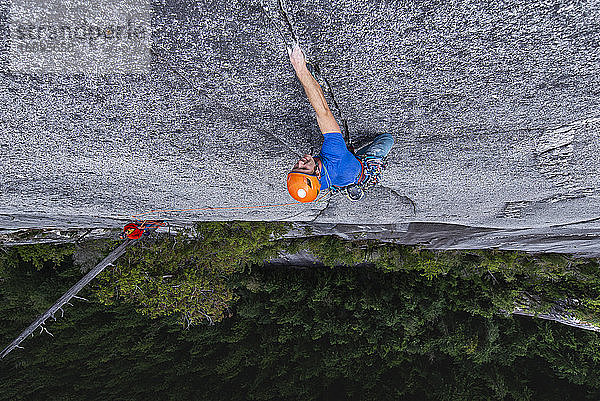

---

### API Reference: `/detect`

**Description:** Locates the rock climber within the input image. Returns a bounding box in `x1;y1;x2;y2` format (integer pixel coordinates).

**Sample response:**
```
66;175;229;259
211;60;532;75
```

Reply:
286;44;395;203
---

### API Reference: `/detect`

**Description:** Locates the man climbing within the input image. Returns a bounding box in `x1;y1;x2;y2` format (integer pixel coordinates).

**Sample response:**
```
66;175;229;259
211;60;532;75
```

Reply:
286;44;394;202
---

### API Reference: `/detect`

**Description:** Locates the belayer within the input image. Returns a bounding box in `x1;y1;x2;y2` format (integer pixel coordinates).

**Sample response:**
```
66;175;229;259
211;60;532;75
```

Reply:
286;44;394;202
121;220;165;240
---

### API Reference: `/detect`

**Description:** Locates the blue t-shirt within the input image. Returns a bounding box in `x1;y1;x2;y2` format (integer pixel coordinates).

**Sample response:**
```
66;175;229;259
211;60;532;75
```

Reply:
317;132;362;189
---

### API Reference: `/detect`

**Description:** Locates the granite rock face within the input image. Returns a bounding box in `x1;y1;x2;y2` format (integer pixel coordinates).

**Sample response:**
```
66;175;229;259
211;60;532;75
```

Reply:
1;0;599;253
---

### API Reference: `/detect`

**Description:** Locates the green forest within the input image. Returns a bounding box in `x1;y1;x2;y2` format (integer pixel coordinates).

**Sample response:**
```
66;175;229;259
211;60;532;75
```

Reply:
2;222;600;400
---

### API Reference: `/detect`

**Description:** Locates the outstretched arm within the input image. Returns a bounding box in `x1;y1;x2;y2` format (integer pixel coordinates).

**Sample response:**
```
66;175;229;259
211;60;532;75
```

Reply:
289;45;341;135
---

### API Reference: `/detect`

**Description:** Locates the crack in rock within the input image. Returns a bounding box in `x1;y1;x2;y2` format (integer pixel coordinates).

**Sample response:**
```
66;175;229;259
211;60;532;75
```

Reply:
277;0;298;42
379;185;417;216
280;208;309;220
259;0;296;45
308;62;351;144
259;0;351;145
311;194;332;222
548;215;600;228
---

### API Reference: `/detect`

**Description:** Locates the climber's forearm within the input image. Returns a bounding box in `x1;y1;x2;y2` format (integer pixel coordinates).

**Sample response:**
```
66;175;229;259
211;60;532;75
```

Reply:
295;66;330;117
294;66;341;134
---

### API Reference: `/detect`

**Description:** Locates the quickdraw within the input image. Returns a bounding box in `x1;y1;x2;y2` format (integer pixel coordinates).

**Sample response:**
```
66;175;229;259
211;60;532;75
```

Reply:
356;155;387;190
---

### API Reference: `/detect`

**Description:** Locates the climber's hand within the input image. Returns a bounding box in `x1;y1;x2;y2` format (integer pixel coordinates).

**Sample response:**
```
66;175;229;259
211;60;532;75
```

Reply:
288;44;307;71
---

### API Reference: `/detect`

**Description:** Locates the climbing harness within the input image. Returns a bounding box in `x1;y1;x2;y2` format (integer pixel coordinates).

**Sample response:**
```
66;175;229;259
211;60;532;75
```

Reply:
356;155;387;191
328;155;388;202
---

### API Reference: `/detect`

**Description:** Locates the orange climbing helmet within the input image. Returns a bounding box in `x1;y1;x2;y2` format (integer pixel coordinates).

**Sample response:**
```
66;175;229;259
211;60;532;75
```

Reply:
287;172;321;202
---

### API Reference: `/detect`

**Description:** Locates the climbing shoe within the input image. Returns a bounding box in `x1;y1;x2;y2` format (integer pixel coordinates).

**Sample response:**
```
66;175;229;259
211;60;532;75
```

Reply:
344;185;365;202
